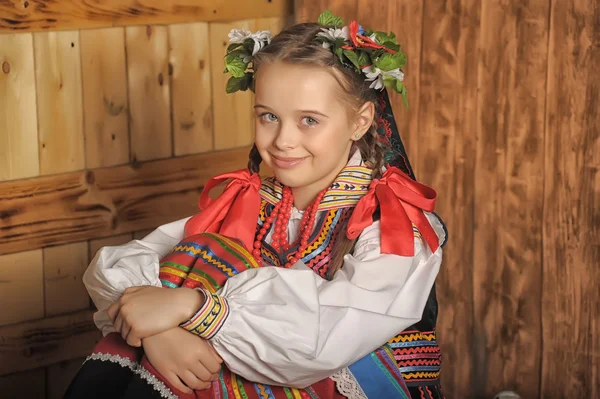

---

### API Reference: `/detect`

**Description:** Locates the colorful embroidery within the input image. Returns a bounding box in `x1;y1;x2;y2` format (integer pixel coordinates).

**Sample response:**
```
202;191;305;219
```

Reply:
388;329;442;384
180;289;230;339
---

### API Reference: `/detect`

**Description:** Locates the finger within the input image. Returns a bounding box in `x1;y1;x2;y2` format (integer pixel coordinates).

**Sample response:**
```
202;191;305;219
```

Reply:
124;325;142;347
201;352;223;374
190;361;213;382
107;302;119;322
165;372;192;394
113;312;123;334
208;345;223;364
121;321;131;343
181;370;210;391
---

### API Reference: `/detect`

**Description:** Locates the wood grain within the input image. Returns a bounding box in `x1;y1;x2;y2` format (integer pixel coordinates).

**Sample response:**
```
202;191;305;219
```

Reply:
0;250;44;326
542;0;600;397
43;242;90;317
89;233;134;261
34;30;85;175
0;33;40;181
126;25;172;162
169;22;214;156
418;1;480;397
80;27;130;169
0;310;101;376
0;146;251;256
0;0;294;33
473;1;549;397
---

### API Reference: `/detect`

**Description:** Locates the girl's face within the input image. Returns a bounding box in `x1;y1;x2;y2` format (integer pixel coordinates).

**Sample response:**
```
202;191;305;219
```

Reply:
254;62;363;204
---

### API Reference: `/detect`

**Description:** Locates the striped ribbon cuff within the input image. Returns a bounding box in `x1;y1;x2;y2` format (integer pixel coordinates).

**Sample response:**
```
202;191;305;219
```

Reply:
180;289;230;340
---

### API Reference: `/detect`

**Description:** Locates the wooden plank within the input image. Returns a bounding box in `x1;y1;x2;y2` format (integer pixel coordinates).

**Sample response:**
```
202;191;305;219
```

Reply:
209;20;256;150
0;146;251;256
80;27;129;169
0;310;101;376
46;358;86;399
0;33;40;181
0;368;46;399
0;0;294;33
417;1;480;397
126;24;172;162
472;1;549;397
169;22;214;156
89;234;134;261
542;0;600;397
0;250;44;326
294;0;357;22
133;229;155;240
44;243;90;317
34;30;85;175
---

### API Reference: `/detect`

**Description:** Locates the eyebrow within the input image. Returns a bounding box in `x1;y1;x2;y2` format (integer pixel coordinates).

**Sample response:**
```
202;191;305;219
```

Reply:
254;104;329;118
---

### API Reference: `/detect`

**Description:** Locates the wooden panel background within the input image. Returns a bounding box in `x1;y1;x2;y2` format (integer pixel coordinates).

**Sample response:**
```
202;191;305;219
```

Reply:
0;1;290;398
297;1;600;398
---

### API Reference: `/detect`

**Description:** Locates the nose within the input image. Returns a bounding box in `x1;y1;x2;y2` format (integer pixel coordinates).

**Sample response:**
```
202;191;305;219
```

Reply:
273;120;298;150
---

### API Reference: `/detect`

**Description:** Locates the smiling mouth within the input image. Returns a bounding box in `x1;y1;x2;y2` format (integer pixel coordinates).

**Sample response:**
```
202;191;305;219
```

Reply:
270;154;308;169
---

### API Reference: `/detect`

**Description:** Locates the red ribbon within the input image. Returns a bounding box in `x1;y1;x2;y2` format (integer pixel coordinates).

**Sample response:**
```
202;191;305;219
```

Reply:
184;169;261;251
346;167;440;256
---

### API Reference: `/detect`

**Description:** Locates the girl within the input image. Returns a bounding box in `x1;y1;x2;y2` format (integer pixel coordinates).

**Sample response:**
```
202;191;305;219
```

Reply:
65;11;446;399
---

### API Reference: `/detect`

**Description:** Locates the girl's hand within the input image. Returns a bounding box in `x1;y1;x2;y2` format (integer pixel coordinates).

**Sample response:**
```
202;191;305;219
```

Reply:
143;328;223;393
107;286;205;346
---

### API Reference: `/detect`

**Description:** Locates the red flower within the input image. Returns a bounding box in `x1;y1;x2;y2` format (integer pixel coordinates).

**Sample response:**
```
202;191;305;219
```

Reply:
348;21;396;54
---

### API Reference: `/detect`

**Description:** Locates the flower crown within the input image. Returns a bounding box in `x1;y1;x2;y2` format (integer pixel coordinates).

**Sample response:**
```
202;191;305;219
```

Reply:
224;10;408;107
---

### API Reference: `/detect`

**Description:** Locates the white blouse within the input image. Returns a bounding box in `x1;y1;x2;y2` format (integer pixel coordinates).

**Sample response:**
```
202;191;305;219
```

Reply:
84;207;445;388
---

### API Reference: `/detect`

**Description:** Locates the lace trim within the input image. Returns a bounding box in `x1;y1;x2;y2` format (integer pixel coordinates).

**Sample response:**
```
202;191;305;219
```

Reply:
85;352;179;399
331;368;368;399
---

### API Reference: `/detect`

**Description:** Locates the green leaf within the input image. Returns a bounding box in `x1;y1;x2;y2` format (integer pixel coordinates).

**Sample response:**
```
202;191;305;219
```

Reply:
343;49;360;69
227;42;244;52
225;49;246;63
318;10;344;27
225;56;247;78
226;73;252;94
373;52;406;71
396;81;408;108
242;38;255;54
382;41;401;53
334;47;345;64
357;52;371;67
373;31;396;43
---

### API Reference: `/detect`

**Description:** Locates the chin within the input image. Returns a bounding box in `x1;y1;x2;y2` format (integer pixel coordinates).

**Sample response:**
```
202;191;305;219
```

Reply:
272;170;306;188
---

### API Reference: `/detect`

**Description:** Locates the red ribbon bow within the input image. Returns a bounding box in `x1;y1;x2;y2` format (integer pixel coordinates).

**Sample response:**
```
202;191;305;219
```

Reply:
346;167;439;256
184;169;262;251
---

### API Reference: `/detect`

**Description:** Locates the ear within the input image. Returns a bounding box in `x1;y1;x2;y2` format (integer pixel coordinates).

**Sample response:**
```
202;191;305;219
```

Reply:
351;101;375;141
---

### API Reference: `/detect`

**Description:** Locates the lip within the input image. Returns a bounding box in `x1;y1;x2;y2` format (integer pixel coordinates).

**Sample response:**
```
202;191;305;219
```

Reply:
270;154;308;169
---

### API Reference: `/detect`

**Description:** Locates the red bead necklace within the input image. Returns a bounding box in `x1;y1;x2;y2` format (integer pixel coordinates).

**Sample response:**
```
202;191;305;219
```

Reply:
253;186;327;268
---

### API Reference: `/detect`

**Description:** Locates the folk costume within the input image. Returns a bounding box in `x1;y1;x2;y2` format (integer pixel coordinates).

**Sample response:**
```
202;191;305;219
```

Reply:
65;11;448;399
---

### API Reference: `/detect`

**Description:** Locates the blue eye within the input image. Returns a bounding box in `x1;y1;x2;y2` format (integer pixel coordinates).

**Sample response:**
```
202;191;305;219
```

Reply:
260;113;278;123
302;116;319;126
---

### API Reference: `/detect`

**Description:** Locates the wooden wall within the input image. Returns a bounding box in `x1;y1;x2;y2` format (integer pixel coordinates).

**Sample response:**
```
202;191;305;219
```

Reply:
0;1;291;398
296;0;600;398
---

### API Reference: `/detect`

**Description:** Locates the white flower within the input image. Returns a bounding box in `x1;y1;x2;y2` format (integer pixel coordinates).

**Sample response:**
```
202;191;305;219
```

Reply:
228;29;252;43
228;29;272;55
317;26;350;44
363;66;405;91
250;30;272;55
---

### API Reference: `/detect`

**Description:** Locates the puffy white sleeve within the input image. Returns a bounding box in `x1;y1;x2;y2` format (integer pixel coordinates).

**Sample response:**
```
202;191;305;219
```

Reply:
83;217;190;335
184;212;445;388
